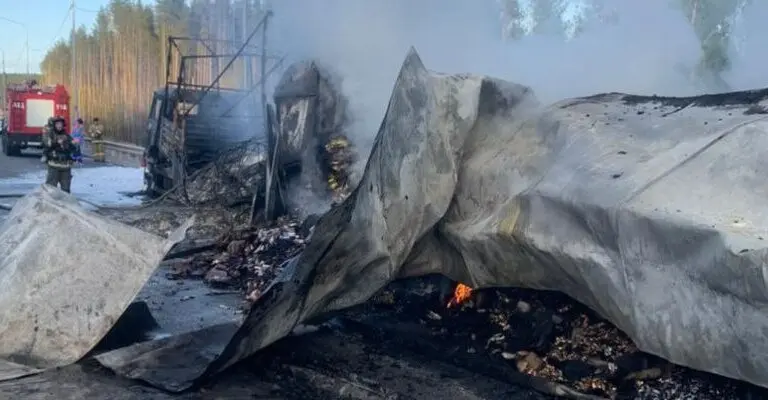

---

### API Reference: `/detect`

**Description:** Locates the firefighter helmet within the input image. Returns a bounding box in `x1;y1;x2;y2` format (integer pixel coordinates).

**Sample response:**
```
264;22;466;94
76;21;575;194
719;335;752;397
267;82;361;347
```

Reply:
51;116;66;132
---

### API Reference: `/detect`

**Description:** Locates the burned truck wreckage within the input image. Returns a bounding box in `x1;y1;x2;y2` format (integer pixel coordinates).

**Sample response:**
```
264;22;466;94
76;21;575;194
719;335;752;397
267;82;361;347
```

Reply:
144;52;354;212
5;49;768;399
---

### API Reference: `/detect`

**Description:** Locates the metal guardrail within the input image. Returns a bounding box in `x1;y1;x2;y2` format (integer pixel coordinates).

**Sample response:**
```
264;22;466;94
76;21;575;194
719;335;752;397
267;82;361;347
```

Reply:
83;138;145;168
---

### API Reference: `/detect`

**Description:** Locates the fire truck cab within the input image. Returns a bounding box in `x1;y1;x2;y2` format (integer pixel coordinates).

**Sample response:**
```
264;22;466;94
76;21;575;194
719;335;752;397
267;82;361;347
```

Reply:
2;81;70;156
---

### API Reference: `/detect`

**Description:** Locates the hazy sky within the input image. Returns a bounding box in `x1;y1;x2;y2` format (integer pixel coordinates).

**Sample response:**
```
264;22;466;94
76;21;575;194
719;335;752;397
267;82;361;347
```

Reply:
1;0;104;74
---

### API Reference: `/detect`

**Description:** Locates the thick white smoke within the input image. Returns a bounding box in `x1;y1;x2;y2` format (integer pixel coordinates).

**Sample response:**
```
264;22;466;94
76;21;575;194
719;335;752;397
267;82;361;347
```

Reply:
725;0;768;90
266;0;765;212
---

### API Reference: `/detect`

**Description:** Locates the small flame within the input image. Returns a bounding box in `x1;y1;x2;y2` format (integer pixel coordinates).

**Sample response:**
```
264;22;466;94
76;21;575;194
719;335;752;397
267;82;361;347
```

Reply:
447;283;473;308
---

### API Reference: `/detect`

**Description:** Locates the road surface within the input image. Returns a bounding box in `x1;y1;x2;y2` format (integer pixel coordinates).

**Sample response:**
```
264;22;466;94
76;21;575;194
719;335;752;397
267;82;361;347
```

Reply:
0;150;47;179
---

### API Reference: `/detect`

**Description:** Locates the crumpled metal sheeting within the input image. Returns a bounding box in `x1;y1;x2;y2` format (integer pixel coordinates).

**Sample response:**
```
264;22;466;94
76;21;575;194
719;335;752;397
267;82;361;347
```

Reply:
94;49;768;393
209;50;768;388
0;185;189;381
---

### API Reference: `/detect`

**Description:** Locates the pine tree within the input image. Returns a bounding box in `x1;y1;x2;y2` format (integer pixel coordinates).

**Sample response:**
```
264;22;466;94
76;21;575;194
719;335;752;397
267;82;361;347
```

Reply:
38;0;264;144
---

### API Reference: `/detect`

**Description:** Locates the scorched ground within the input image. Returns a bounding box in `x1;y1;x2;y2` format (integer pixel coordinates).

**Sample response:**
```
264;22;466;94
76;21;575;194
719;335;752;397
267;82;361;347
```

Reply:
95;202;768;400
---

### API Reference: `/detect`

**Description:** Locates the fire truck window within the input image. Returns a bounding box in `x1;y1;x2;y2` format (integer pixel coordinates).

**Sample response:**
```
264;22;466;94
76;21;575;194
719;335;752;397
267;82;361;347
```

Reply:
26;99;55;128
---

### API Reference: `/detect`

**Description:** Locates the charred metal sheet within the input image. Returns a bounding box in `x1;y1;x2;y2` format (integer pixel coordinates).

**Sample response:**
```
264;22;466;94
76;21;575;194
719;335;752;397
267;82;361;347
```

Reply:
0;185;189;380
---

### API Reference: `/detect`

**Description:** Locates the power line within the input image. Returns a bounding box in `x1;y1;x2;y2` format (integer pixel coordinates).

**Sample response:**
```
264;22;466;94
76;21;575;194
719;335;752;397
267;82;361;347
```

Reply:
47;5;73;50
1;6;71;74
12;47;25;71
75;6;99;13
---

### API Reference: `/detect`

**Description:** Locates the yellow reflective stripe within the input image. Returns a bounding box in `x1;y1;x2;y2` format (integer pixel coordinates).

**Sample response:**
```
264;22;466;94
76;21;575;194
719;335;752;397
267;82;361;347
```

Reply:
47;161;72;168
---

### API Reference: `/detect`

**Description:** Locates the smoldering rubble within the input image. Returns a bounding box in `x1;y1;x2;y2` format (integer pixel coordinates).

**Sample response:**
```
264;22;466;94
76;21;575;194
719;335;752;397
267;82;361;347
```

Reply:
168;217;307;305
5;49;768;400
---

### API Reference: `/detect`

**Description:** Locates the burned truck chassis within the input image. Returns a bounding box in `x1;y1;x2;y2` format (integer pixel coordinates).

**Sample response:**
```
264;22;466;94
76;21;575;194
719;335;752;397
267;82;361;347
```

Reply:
144;12;285;210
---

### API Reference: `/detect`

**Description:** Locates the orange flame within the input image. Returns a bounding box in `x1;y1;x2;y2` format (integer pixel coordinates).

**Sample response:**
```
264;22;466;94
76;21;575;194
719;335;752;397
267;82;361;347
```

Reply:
447;283;473;308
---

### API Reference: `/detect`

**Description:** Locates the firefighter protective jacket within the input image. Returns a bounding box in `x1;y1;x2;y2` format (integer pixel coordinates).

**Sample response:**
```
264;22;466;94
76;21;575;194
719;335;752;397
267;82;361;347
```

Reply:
44;132;81;169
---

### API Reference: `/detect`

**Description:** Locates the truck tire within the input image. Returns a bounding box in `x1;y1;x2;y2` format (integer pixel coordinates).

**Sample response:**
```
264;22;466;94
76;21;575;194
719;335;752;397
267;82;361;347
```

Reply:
1;135;11;156
2;136;20;157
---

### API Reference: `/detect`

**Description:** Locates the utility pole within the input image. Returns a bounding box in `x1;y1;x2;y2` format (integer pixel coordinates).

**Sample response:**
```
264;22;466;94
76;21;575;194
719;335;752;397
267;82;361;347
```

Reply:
25;32;29;78
70;0;78;120
242;1;249;89
1;50;5;107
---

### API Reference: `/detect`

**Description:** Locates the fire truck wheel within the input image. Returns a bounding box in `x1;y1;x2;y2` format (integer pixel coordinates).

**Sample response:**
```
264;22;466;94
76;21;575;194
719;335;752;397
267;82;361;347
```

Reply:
1;135;19;157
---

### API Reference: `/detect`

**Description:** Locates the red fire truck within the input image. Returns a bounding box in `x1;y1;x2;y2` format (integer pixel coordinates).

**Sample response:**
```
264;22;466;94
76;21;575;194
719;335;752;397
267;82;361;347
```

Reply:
1;81;70;156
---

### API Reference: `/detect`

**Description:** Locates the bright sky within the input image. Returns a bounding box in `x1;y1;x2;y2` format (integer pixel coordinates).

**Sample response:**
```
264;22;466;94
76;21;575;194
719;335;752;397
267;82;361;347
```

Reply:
1;0;109;74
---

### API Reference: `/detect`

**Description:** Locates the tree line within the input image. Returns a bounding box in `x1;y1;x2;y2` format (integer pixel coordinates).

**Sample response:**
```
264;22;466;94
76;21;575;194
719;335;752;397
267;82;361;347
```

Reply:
39;0;267;145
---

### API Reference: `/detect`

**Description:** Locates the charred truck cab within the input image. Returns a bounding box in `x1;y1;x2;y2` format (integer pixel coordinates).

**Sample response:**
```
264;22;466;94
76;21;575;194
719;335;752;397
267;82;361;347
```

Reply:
2;81;70;156
143;86;262;194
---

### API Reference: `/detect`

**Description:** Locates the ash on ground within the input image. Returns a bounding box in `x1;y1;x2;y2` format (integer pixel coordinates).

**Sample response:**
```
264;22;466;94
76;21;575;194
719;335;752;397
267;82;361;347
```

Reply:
359;278;768;400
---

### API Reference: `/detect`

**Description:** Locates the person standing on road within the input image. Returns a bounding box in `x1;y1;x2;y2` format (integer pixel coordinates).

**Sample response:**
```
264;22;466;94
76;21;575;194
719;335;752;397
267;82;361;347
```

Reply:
43;116;80;193
71;118;85;163
88;117;105;162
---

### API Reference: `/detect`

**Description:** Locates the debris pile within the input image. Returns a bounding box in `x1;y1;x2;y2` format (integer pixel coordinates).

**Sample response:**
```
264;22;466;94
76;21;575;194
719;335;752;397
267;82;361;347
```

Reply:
363;280;766;400
163;217;307;305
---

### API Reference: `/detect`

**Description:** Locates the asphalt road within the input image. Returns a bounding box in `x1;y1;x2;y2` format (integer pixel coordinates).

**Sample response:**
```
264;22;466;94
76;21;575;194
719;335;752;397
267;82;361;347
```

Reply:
0;149;46;179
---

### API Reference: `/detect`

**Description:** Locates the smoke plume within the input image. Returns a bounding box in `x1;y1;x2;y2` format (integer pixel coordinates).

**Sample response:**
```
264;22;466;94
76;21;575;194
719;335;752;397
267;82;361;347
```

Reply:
267;0;766;207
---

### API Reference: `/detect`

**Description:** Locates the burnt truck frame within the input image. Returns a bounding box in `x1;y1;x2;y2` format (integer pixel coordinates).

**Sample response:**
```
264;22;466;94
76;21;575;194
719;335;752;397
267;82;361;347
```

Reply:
143;85;264;194
143;16;284;197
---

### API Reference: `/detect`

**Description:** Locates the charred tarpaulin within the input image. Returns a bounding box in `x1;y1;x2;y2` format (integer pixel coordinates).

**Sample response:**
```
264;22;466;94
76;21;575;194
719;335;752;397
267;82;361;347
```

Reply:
156;212;768;399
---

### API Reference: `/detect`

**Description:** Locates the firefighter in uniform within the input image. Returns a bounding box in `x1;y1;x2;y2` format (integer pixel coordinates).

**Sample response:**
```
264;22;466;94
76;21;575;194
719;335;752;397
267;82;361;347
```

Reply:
88;117;105;162
43;116;80;193
40;117;56;163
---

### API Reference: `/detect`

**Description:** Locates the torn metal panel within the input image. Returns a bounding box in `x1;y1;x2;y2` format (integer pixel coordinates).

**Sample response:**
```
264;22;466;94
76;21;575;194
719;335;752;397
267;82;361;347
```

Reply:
0;185;188;378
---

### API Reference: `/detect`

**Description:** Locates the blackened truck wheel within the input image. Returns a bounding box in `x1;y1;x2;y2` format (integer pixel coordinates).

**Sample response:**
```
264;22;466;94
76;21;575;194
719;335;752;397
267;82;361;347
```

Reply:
2;136;19;157
3;137;20;156
1;135;9;156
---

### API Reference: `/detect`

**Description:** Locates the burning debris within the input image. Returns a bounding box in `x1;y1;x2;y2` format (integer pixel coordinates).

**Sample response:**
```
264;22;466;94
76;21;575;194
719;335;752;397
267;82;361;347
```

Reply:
38;52;768;399
359;279;766;400
447;282;473;308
